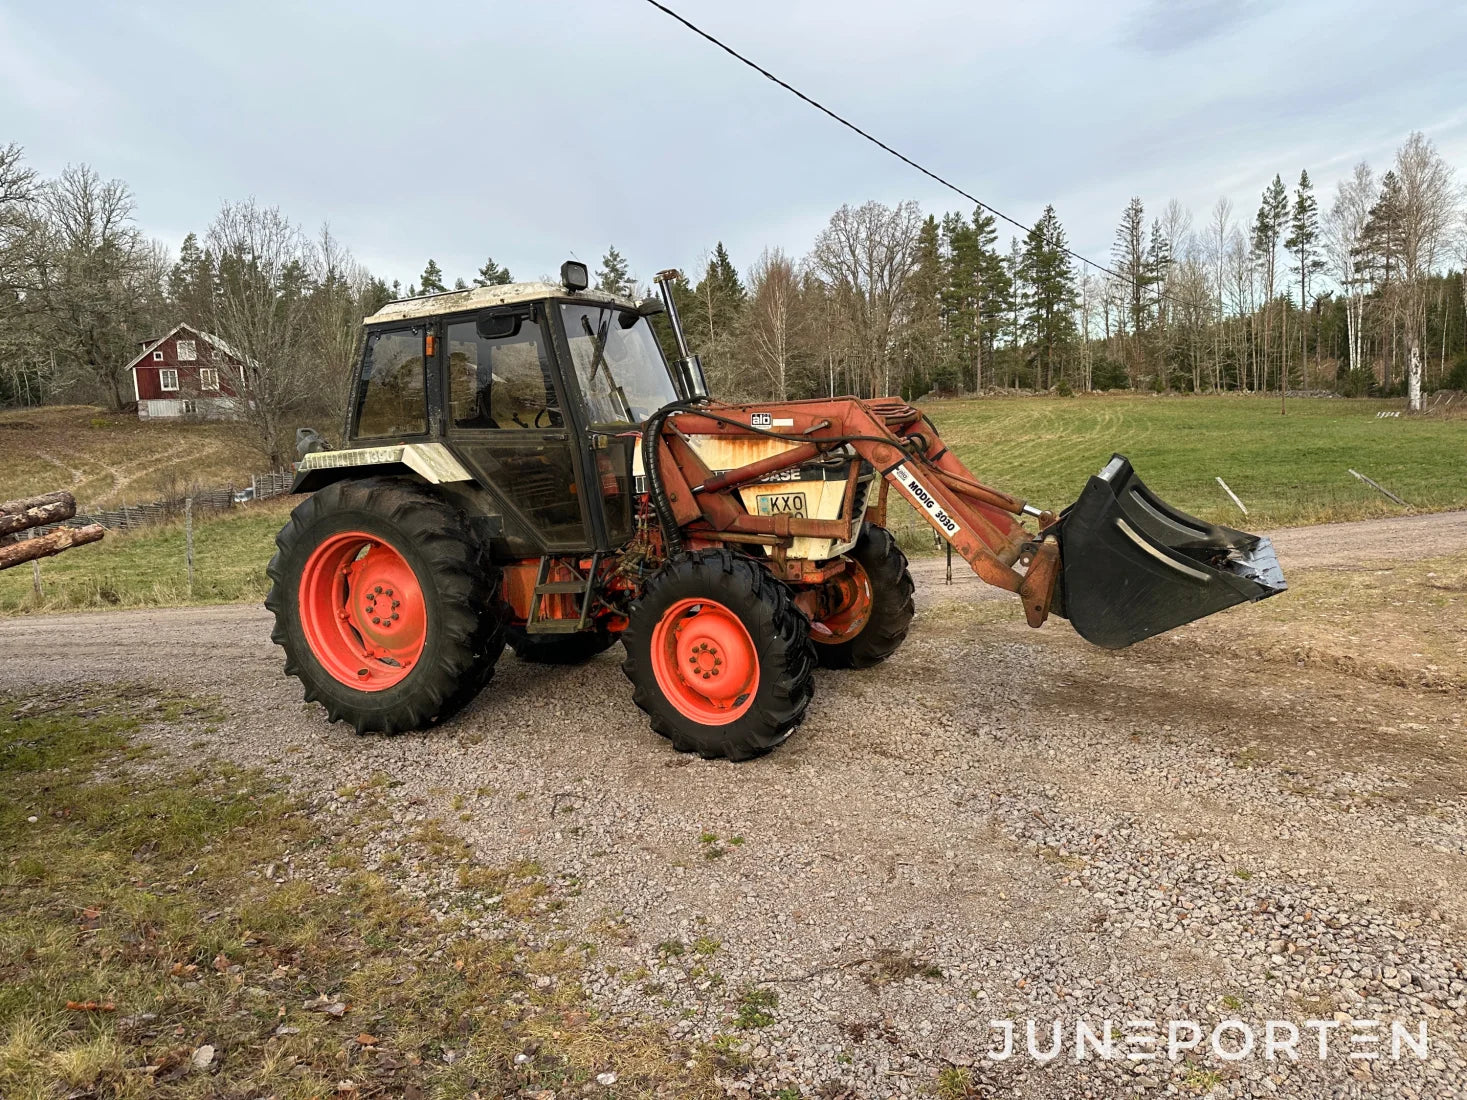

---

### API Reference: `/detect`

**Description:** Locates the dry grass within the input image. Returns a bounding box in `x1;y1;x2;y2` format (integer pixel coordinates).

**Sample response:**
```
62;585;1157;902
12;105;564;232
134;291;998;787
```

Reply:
0;405;267;511
1172;547;1467;693
0;686;717;1099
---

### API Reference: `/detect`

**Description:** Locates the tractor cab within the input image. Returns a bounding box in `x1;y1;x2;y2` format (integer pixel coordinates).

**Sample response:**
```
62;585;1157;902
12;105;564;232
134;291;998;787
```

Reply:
319;262;694;558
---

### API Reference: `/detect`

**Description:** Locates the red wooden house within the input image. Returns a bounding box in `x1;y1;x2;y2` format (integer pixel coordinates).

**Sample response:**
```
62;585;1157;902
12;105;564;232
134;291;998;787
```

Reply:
127;323;246;420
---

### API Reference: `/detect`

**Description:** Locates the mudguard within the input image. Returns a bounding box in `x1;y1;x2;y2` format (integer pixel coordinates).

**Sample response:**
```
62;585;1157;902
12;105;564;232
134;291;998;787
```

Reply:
1053;455;1286;649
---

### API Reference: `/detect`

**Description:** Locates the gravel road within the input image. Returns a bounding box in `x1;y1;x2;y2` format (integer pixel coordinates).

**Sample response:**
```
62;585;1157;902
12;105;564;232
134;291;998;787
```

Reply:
4;511;1466;1099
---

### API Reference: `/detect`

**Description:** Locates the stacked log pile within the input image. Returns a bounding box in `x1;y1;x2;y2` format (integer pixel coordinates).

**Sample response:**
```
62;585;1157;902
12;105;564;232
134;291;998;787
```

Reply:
0;491;105;571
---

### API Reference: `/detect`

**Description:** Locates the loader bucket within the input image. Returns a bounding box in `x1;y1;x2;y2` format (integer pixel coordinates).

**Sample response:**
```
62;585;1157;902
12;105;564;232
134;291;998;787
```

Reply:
1052;455;1286;649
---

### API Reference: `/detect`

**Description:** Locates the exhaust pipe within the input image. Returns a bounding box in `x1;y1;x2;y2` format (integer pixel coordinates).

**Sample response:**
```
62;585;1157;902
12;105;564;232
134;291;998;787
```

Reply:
1052;455;1286;649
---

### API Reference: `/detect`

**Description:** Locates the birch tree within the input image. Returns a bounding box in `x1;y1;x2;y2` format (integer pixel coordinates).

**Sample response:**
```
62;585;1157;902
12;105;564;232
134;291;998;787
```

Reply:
1392;132;1457;398
1326;162;1375;384
744;248;802;401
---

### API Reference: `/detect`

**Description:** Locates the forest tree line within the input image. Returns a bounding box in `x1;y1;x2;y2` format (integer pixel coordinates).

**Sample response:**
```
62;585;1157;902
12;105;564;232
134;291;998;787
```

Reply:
1;129;1464;465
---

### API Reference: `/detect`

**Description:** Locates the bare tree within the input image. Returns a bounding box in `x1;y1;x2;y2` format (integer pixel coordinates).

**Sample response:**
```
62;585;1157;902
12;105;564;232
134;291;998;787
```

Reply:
809;201;924;397
1392;132;1458;403
207;199;318;467
744;248;804;401
1326;162;1375;385
1207;197;1233;391
30;165;166;409
308;223;371;439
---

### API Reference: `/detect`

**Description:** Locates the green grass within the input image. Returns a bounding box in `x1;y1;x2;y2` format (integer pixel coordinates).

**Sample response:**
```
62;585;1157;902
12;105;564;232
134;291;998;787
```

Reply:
0;686;716;1099
885;392;1467;550
0;497;293;614
6;394;1463;614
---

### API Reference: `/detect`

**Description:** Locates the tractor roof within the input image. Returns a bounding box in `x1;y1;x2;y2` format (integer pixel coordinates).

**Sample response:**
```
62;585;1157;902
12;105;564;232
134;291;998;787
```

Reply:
365;282;638;326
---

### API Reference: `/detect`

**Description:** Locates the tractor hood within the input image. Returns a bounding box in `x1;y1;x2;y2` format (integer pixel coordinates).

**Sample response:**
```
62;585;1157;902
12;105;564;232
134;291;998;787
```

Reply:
1051;455;1287;649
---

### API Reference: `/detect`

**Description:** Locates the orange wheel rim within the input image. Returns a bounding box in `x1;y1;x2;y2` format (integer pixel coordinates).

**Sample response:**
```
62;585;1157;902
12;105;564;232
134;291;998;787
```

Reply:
298;531;427;691
812;560;873;645
649;597;759;725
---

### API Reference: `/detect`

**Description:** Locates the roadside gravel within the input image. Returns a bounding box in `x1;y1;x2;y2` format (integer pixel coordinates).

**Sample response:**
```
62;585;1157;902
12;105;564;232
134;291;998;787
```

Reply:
2;512;1465;1099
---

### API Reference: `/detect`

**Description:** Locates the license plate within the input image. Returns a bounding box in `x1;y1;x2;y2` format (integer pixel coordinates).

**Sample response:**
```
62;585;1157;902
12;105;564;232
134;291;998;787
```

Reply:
755;491;807;517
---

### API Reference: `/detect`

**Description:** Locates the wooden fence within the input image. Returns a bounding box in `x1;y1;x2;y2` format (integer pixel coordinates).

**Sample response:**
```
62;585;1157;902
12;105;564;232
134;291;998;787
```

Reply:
31;470;296;536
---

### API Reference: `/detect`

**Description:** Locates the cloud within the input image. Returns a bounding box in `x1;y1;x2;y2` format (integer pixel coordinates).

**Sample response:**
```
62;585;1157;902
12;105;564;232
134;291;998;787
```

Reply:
1120;0;1274;54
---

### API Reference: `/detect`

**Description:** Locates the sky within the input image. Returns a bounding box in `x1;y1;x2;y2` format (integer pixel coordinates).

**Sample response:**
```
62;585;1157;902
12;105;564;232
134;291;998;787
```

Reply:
2;0;1464;291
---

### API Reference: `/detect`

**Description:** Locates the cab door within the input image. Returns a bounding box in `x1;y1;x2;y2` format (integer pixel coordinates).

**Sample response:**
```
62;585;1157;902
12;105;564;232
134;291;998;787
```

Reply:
442;305;592;553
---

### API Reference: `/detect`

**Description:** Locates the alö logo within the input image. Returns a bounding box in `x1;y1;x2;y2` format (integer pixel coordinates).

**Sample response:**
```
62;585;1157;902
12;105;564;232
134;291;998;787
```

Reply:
893;465;961;539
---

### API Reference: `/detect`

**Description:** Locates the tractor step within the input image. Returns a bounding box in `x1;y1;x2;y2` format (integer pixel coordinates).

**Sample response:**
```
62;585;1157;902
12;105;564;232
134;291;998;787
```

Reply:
525;552;601;635
534;580;592;594
524;619;586;635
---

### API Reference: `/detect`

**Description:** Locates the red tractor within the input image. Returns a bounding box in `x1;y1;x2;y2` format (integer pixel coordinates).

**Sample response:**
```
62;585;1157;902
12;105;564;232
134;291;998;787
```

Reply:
267;261;1284;760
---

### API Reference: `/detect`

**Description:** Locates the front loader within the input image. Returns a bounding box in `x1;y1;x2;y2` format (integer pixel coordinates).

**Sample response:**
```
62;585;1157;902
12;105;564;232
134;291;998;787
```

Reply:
266;260;1285;760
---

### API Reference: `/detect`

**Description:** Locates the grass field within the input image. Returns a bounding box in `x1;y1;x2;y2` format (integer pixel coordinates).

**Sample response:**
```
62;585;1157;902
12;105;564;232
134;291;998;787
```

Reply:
2;394;1463;614
0;498;292;614
0;406;267;511
887;392;1467;549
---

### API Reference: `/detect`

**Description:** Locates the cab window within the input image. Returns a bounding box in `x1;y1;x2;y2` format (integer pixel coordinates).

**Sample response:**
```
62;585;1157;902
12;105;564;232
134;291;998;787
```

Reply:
354;327;426;438
447;311;562;430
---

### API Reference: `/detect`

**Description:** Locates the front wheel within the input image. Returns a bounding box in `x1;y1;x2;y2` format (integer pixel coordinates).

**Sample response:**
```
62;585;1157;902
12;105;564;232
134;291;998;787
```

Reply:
265;478;504;734
811;524;915;669
622;550;815;761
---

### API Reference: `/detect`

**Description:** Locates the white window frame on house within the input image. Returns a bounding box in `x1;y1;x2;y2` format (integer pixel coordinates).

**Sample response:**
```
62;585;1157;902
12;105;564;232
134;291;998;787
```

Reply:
199;367;220;391
159;368;179;392
152;350;163;361
176;339;197;361
181;398;197;415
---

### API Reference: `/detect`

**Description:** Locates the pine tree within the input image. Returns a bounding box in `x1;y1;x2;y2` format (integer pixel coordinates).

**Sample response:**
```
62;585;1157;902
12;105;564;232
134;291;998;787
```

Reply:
1019;206;1078;390
690;243;746;388
1360;170;1405;387
595;246;634;297
905;215;944;395
1145;219;1173;389
419;259;446;294
1111;198;1153;386
1284;170;1325;386
474;256;512;286
939;207;1008;391
1251;175;1289;392
168;232;216;326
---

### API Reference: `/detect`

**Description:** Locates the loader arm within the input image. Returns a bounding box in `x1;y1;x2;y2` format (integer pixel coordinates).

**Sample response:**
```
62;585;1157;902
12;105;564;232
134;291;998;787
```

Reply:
654;396;1285;647
658;397;1064;626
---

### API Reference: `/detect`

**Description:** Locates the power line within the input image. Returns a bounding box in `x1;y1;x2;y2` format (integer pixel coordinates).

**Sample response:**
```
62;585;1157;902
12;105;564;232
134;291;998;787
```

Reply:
641;0;1164;297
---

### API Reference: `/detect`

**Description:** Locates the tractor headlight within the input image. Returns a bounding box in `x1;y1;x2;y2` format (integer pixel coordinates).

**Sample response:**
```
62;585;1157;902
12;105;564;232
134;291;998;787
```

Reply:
561;260;589;292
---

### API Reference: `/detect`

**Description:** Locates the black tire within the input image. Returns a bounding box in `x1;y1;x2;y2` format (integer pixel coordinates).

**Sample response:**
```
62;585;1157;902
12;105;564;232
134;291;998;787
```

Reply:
621;549;815;761
265;477;505;734
813;524;915;669
505;624;620;665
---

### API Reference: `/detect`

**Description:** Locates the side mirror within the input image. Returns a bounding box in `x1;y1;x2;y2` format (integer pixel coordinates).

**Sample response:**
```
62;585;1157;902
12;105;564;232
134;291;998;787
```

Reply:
636;297;665;317
477;313;519;340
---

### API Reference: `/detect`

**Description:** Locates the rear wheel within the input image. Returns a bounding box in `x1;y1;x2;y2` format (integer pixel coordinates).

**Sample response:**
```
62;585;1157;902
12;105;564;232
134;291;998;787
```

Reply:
812;524;915;669
506;624;619;665
622;550;814;761
265;478;504;734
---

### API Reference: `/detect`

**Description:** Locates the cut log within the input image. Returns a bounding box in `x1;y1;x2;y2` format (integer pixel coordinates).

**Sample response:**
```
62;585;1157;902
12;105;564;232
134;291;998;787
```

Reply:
0;524;105;571
0;491;77;537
